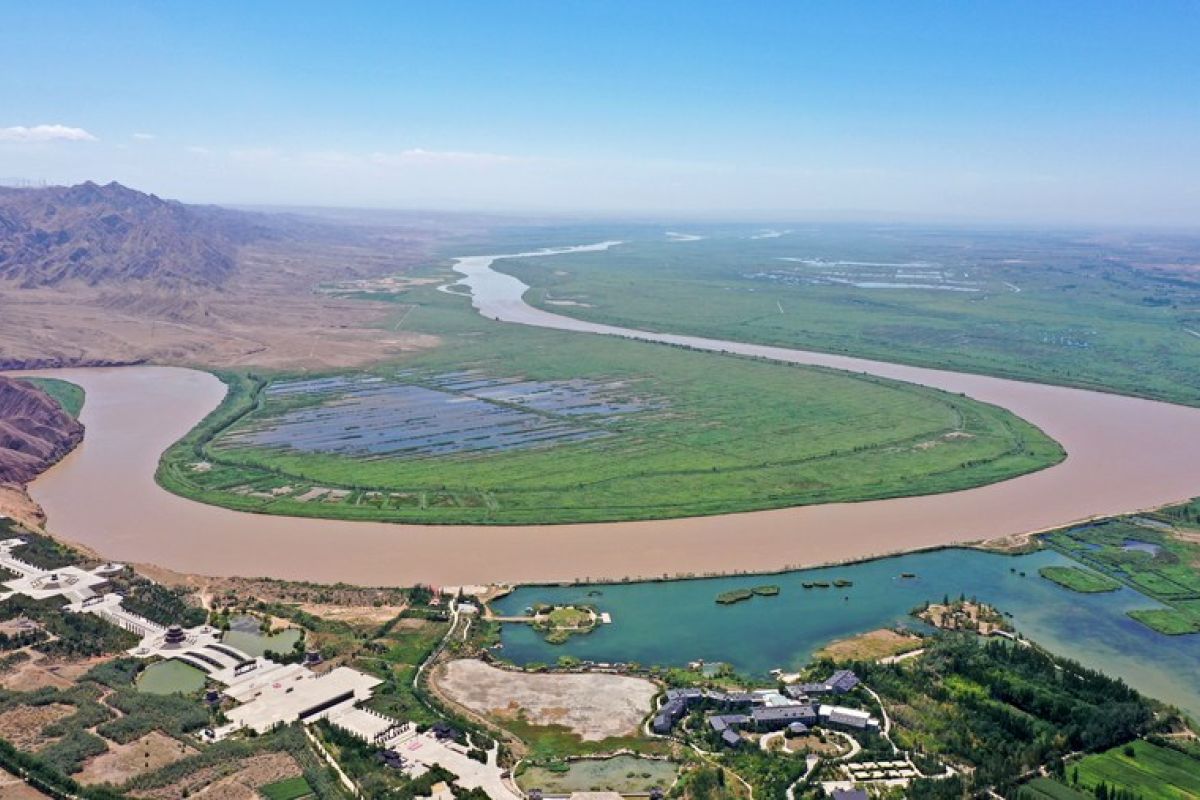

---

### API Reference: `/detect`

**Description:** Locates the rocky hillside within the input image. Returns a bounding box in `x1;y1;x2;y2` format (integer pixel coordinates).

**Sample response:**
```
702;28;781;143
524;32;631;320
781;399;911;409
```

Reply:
0;377;85;485
0;181;267;288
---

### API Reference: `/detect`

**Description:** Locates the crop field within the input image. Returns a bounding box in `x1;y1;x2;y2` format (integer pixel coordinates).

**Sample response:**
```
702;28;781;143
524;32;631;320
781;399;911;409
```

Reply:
158;265;1063;524
1019;777;1090;800
496;227;1200;406
259;775;315;800
1072;740;1200;800
1043;517;1200;635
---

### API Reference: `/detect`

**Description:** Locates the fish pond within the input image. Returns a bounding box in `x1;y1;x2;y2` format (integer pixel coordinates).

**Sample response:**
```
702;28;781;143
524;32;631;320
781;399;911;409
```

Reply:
494;547;1200;720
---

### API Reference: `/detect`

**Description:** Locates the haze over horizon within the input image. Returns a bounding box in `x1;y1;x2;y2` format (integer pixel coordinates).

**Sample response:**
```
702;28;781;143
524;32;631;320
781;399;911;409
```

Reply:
3;1;1199;226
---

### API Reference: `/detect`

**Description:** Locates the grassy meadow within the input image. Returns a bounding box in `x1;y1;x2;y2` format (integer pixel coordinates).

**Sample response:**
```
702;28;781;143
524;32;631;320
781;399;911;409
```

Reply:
496;227;1200;406
157;264;1063;524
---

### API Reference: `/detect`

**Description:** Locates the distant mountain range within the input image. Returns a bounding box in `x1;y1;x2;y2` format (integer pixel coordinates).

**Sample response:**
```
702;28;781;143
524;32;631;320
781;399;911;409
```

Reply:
0;181;268;288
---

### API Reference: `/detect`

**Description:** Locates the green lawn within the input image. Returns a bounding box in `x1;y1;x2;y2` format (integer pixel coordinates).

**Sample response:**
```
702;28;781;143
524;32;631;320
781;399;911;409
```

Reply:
1074;740;1200;800
157;270;1063;525
497;230;1200;407
259;775;314;800
18;377;85;417
1038;566;1123;593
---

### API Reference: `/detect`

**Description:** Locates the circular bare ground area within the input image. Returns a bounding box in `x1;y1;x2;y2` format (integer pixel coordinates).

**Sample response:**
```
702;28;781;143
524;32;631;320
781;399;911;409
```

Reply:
436;659;657;741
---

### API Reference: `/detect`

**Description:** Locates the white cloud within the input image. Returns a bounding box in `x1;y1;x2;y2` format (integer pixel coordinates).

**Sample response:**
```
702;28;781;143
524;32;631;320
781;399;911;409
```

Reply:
185;145;211;155
369;148;518;167
229;147;280;162
0;124;97;142
132;132;156;141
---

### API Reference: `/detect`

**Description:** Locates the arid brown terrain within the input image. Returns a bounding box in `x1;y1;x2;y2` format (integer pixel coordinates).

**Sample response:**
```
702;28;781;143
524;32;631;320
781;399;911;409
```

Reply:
0;376;84;527
0;376;83;485
0;182;475;371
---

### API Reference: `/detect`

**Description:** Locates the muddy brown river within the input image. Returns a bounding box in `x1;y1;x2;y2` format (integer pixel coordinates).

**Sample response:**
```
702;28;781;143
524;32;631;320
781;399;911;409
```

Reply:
13;243;1200;586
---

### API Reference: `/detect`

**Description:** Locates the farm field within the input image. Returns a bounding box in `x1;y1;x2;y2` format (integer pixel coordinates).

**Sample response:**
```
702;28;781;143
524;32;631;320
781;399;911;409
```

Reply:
1072;740;1200;800
496;228;1200;407
1018;777;1090;799
259;775;316;799
157;270;1063;524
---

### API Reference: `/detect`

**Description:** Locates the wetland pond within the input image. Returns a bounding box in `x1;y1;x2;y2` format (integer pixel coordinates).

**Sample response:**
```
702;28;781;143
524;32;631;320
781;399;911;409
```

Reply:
517;755;678;795
494;548;1200;720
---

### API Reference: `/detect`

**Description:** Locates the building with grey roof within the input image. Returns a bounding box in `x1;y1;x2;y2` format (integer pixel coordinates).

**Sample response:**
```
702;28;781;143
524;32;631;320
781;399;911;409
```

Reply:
818;704;878;731
827;669;860;693
750;704;818;731
831;791;868;800
783;685;811;701
793;668;861;696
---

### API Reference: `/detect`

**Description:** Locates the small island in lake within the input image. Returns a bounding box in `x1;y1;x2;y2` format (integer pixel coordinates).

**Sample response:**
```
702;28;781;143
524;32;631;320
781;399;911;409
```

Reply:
916;598;1014;638
716;584;780;604
530;604;599;644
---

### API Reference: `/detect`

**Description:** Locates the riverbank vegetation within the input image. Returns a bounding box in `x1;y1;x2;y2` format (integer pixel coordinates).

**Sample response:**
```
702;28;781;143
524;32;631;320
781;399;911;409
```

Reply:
155;269;1063;524
498;229;1200;407
1042;516;1200;635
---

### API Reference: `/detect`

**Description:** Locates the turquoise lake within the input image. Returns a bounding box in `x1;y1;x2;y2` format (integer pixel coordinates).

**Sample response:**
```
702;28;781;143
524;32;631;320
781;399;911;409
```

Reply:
494;548;1200;719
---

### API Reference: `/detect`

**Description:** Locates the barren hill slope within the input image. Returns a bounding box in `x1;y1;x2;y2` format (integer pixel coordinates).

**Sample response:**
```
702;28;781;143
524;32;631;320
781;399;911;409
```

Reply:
0;377;83;485
0;183;459;370
0;181;267;288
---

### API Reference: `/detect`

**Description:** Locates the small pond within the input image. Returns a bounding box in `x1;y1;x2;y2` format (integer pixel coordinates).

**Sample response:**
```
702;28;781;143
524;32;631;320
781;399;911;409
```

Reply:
518;755;678;795
223;616;302;658
136;659;206;695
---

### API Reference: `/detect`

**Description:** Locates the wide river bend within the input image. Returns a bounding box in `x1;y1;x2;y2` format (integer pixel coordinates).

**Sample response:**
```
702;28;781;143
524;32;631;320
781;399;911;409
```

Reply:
13;243;1200;586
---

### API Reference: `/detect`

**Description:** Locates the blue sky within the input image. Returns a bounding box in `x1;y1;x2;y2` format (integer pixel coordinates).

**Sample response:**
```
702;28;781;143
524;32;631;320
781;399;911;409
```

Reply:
1;1;1198;224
